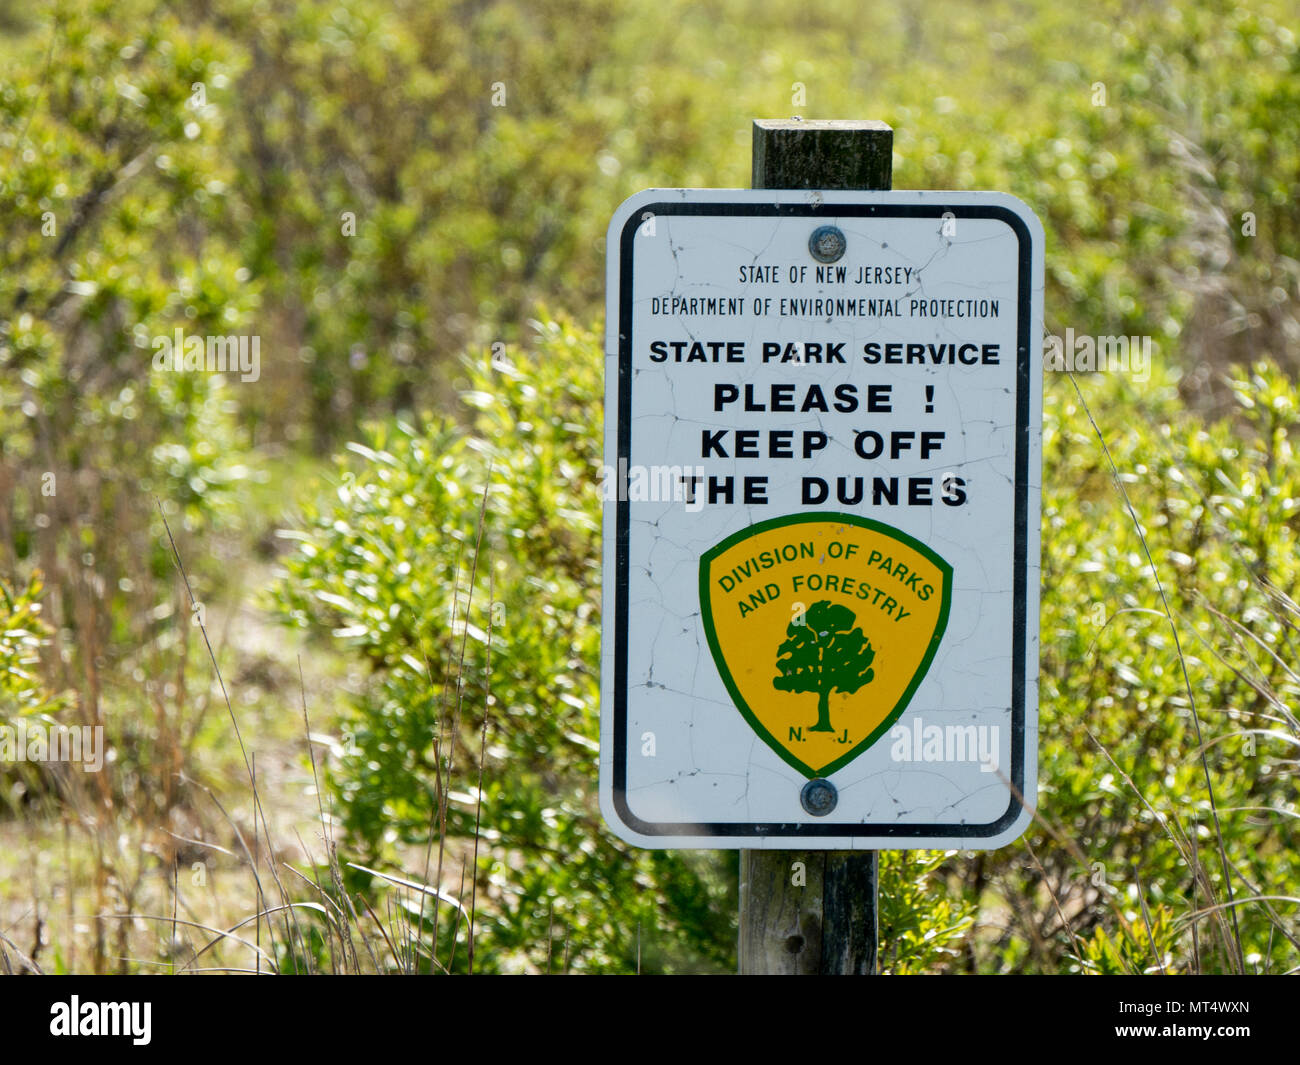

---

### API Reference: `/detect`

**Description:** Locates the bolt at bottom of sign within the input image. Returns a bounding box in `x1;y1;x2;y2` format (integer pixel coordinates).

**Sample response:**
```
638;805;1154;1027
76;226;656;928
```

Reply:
800;777;838;816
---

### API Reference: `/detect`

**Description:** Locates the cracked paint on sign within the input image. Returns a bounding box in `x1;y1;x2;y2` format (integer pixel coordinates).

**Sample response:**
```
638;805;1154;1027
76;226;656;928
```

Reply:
599;189;1043;849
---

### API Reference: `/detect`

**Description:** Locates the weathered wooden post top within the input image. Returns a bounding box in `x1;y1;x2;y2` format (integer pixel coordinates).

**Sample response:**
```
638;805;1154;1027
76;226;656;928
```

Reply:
752;118;893;189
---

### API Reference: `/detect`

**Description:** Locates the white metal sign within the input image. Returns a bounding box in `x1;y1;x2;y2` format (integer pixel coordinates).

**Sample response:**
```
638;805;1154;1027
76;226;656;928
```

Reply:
599;189;1043;849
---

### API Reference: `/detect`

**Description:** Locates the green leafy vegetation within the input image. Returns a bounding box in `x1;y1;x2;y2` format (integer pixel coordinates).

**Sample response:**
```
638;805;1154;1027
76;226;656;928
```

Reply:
273;321;736;971
1;0;1297;974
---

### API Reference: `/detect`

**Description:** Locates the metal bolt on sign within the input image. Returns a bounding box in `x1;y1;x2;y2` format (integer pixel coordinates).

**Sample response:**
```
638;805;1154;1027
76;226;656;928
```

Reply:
800;778;838;816
808;225;846;263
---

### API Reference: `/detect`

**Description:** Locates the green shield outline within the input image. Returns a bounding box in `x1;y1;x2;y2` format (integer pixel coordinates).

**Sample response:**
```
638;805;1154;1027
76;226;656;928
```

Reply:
698;511;953;779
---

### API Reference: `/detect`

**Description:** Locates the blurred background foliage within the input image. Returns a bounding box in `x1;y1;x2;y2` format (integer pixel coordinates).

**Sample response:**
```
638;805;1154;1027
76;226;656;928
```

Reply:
0;0;1297;972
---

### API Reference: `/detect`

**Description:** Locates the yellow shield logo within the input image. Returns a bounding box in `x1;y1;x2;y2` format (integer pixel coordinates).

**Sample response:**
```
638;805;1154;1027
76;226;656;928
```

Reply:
699;512;952;779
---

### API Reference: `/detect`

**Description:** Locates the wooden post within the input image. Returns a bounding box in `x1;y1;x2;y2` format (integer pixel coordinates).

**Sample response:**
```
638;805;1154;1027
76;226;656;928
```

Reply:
752;119;892;192
739;119;892;976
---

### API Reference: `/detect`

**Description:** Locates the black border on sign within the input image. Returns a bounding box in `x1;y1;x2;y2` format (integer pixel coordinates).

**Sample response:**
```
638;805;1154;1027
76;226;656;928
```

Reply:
612;200;1034;839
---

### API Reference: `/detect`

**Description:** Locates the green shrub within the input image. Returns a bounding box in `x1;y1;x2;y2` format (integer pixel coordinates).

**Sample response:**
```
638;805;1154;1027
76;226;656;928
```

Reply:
1009;359;1300;974
0;572;63;718
0;572;71;812
276;314;1300;973
273;317;736;973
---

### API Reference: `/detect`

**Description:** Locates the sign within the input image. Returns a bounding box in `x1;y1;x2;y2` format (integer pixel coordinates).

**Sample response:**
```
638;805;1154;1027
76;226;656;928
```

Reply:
599;189;1043;849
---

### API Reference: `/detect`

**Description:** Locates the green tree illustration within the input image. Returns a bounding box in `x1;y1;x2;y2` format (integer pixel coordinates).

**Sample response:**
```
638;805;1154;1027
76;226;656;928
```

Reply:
773;600;876;733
